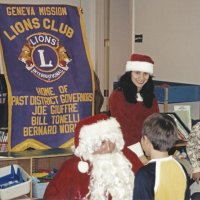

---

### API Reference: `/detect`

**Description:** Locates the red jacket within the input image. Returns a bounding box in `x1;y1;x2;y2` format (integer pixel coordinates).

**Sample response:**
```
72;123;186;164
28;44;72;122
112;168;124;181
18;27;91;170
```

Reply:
109;90;159;146
43;148;143;200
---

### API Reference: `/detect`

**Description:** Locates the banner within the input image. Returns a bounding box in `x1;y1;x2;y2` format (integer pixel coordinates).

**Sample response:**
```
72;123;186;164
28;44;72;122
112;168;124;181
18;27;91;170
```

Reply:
0;4;95;151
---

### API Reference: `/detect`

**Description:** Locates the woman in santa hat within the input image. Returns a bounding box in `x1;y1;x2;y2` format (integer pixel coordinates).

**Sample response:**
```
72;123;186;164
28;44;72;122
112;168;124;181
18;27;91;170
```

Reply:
109;53;159;163
43;114;143;200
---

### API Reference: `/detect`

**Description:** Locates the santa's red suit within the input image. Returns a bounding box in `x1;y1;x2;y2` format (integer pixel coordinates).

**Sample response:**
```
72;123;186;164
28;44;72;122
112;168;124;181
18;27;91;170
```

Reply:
109;90;159;146
44;148;142;200
44;114;143;200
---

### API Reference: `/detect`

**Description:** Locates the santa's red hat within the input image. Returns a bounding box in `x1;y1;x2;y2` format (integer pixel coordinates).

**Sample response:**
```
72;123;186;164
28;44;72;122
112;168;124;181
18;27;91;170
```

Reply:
74;114;109;148
126;53;154;74
74;114;124;172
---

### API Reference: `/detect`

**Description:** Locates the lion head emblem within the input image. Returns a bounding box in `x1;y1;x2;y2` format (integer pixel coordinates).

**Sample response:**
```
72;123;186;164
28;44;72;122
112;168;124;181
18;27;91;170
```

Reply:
18;42;34;71
56;44;72;71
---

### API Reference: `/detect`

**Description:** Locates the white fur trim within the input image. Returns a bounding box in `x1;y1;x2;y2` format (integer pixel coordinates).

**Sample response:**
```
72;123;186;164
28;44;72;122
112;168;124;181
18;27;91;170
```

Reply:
74;117;124;160
136;93;143;102
126;61;153;74
78;161;89;173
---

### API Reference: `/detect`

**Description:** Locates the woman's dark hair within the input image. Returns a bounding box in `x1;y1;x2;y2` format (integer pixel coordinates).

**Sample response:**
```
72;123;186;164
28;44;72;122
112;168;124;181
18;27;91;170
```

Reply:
117;71;155;108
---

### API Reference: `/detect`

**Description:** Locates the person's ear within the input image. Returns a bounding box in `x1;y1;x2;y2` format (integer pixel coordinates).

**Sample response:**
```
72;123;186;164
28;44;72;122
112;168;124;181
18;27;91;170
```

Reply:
141;135;151;158
142;135;149;143
144;136;152;146
141;135;148;149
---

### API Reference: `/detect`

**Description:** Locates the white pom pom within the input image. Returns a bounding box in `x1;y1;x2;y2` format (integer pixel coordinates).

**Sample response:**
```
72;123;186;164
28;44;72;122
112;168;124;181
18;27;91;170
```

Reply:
78;161;89;173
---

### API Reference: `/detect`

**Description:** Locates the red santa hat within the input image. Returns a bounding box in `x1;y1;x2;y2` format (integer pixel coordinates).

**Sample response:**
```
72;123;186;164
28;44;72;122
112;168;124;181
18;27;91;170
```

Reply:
126;53;154;74
74;114;124;173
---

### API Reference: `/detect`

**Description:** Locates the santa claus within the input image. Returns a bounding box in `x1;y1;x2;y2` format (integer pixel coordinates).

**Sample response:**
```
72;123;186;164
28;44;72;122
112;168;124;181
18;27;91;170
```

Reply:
44;114;143;200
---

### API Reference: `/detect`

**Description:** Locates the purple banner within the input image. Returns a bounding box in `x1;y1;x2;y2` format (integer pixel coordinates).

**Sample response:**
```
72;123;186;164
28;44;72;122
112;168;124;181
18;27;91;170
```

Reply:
0;4;95;151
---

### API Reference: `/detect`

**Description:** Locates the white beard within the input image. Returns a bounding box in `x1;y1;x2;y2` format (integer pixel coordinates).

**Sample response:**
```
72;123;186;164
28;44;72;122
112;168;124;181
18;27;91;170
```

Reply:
83;152;134;200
